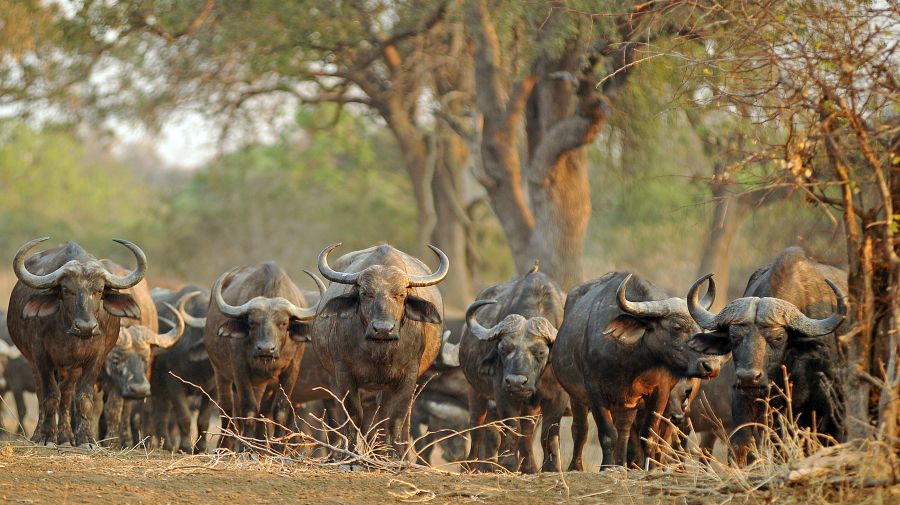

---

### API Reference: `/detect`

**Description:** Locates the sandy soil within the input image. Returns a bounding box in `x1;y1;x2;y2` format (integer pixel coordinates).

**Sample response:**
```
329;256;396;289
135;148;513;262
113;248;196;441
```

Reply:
0;443;895;505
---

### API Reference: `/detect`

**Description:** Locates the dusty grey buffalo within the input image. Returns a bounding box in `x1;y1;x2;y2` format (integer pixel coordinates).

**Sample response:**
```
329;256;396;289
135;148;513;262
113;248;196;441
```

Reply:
687;247;847;464
313;243;448;456
6;238;146;446
548;272;729;468
459;266;567;473
205;262;322;449
98;261;188;448
148;285;215;453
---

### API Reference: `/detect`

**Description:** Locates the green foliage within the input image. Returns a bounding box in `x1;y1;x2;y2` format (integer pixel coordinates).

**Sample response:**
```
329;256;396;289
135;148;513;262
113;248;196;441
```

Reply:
0;122;152;261
150;107;417;283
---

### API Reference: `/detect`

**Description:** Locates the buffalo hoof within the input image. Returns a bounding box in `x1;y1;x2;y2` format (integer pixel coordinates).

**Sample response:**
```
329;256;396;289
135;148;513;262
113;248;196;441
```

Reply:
78;442;99;450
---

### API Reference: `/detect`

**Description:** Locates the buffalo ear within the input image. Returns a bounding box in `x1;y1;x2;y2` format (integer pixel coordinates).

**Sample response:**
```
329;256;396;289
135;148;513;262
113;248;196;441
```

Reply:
405;295;442;324
788;329;827;352
289;319;313;342
103;291;141;319
689;331;731;355
23;292;59;319
479;347;498;376
321;292;359;318
603;315;646;345
218;318;248;338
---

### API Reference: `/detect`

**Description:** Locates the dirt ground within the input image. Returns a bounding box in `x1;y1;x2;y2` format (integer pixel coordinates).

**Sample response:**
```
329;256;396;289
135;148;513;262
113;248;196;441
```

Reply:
0;443;894;505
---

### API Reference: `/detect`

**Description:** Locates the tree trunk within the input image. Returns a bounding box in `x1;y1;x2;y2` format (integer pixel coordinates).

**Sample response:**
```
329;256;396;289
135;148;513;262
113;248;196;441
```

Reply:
467;1;604;291
430;128;475;310
697;189;744;309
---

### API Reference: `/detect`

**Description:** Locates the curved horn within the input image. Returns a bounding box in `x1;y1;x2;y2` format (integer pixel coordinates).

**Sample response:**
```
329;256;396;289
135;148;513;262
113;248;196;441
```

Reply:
153;302;185;348
317;243;361;285
212;268;251;317
465;299;498;341
102;239;148;289
408;245;450;288
787;279;847;337
13;237;66;289
303;269;327;300
440;330;460;367
284;298;318;321
177;291;207;328
687;274;719;330
616;274;679;318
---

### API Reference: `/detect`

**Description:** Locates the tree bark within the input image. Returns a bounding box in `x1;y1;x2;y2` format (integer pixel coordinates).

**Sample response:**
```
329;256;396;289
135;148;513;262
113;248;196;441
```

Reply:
430;126;475;310
467;1;605;291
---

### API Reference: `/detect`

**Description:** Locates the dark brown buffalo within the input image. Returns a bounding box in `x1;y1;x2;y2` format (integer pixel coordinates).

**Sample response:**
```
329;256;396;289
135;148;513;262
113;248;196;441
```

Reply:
204;262;322;449
313;243;448;456
548;272;728;468
459;266;567;473
6;238;146;447
148;285;216;453
687;247;846;464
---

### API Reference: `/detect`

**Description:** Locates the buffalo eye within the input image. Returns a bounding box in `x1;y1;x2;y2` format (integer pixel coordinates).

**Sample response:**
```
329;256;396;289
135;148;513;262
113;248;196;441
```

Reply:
498;341;513;355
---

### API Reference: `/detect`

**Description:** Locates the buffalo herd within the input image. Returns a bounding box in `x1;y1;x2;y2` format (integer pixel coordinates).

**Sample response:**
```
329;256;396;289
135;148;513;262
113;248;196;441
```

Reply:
0;238;848;472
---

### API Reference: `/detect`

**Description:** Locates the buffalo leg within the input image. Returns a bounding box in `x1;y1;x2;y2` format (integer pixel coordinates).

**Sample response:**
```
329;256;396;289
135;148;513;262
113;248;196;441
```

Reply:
332;365;363;455
170;385;194;452
73;364;101;448
568;400;589;471
541;394;568;473
462;391;489;472
195;394;216;453
149;385;172;449
31;357;59;445
516;405;539;474
103;391;124;448
588;397;616;468
56;368;80;446
610;407;638;467
378;375;417;459
213;372;235;450
13;389;28;435
494;400;523;472
234;382;263;451
640;388;671;468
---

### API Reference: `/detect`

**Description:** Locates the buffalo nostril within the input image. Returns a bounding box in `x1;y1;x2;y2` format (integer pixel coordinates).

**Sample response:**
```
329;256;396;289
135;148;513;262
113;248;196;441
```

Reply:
373;321;395;333
736;368;765;385
504;375;528;387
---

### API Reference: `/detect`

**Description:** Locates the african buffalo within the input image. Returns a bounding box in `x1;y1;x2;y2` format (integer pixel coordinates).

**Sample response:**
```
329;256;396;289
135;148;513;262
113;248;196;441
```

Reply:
313;243;448;456
6;238;146;447
148;285;216;453
548;272;728;468
687;247;847;464
97;260;190;448
205;262;322;449
459;266;567;473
